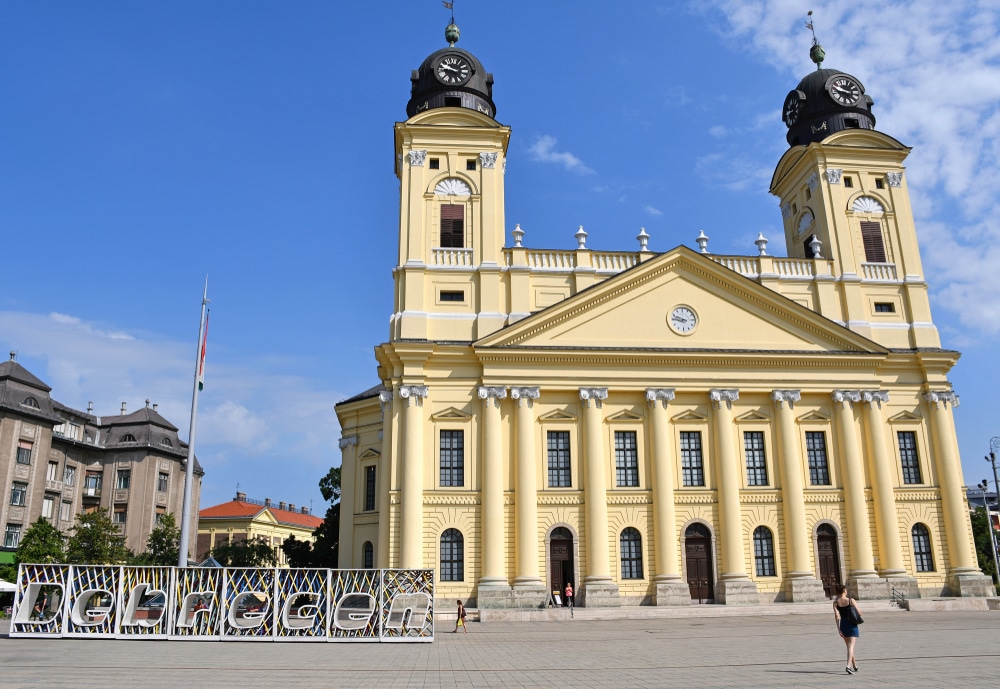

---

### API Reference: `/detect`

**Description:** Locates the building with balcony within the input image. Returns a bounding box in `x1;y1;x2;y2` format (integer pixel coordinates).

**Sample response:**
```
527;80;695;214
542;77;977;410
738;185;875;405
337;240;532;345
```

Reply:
0;354;203;562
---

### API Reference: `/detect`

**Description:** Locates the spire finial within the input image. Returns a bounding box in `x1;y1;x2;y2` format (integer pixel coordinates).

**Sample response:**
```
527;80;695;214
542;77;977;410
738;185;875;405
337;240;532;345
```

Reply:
443;1;459;46
806;11;825;70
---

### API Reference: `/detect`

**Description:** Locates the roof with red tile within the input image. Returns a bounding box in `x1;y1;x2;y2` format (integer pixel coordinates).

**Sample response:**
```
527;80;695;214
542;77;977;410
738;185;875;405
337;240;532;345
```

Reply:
199;499;323;530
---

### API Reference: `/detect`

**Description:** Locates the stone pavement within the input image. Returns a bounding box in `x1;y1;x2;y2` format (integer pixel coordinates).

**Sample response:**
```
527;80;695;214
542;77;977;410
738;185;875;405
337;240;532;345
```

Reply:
1;610;998;689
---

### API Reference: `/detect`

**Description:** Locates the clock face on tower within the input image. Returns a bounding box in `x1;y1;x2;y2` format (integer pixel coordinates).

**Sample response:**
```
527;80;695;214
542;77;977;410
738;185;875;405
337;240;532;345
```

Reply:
436;55;472;85
669;306;698;334
783;90;803;127
826;74;863;106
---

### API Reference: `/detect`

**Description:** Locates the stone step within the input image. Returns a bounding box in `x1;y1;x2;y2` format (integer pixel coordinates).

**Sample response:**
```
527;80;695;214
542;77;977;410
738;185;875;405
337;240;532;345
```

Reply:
903;597;999;612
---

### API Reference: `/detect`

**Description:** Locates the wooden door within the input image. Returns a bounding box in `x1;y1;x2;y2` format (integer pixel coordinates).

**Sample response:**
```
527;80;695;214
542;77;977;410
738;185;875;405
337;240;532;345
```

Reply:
685;538;713;602
817;527;841;599
549;527;574;601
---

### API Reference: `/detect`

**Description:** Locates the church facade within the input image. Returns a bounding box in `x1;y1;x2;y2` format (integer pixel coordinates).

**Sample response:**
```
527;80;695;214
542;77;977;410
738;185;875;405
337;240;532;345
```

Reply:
335;24;992;607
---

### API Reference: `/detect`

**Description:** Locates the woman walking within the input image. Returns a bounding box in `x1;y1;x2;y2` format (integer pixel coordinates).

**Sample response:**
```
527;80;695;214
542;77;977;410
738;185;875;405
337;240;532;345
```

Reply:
454;600;468;633
833;585;862;674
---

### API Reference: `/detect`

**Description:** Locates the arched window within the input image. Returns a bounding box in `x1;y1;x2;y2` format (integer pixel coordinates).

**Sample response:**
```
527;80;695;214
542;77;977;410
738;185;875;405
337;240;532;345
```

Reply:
120;434;137;444
620;527;643;579
685;523;711;539
362;541;374;569
911;523;934;572
753;526;776;576
160;438;173;447
23;397;40;409
440;529;464;581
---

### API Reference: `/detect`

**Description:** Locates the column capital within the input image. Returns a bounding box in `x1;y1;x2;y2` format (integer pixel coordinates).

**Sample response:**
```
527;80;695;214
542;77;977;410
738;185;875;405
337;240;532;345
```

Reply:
579;387;608;408
771;390;801;409
832;390;862;407
338;435;358;450
924;390;959;409
860;390;890;408
478;385;508;407
510;386;540;407
709;388;739;409
379;390;393;416
645;388;675;408
399;385;429;406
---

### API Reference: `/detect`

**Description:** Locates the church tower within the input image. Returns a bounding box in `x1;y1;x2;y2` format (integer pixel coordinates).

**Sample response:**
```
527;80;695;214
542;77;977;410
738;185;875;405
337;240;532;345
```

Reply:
770;41;939;350
391;22;511;342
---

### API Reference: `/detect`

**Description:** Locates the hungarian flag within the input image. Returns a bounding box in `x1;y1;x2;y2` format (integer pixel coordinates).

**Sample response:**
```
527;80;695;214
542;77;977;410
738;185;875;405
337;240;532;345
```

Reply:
197;310;209;391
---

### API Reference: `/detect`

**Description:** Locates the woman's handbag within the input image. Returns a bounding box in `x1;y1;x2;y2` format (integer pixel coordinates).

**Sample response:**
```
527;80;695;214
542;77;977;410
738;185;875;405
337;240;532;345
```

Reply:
845;600;864;625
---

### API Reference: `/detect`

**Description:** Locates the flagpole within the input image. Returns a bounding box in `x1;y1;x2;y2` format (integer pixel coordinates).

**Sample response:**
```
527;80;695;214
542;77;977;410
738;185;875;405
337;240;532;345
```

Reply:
178;278;210;567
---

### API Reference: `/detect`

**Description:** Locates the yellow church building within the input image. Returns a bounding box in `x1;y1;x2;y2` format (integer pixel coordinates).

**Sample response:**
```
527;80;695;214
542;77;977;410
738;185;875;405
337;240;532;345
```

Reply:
335;23;993;607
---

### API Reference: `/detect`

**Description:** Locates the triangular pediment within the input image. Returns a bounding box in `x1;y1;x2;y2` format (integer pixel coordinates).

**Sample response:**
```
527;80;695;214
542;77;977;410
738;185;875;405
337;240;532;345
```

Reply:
358;449;381;460
431;407;473;421
736;410;770;422
797;410;831;423
476;246;886;356
888;410;922;422
607;410;643;422
672;410;708;422
539;409;577;422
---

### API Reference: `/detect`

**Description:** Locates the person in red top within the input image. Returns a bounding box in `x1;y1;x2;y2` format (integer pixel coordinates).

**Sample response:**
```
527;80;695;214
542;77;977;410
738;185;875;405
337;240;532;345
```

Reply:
563;582;574;608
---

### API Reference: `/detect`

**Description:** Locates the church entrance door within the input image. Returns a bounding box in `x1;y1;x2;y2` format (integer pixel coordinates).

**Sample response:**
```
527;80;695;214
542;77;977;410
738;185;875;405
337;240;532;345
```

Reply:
684;523;714;603
817;525;841;599
549;527;574;601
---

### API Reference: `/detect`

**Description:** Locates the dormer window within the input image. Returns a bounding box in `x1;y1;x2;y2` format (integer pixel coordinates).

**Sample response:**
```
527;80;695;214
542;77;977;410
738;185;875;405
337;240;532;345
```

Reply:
23;397;39;409
160;438;173;448
121;433;138;444
440;204;465;248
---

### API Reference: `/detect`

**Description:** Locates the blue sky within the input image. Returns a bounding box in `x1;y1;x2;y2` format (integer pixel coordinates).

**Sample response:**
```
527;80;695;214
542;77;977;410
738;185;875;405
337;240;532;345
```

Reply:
2;1;999;515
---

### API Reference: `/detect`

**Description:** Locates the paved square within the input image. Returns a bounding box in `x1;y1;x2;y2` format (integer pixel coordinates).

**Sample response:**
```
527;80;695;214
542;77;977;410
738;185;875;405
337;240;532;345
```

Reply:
2;611;998;688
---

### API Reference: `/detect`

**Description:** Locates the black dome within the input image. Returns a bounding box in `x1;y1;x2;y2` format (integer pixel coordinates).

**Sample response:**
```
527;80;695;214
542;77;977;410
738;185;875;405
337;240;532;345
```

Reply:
782;67;875;146
406;46;496;119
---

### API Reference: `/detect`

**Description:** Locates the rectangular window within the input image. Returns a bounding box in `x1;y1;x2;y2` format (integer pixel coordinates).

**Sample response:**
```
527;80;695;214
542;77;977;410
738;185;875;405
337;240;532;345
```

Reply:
364;465;377;511
157;473;169;493
63;465;76;486
155;507;166;524
861;220;887;262
440;430;465;487
547;431;572;488
898;431;922;484
875;178;885;189
429;158;440;169
844;176;854;188
874;302;895;313
4;524;22;549
466;159;476;171
440;290;464;302
113;506;127;524
10;481;28;506
615;431;639;487
116;469;131;491
440;204;464;248
680;431;705;486
744;431;769;486
42;495;55;519
85;471;102;492
60;501;72;523
47;462;60;482
16;440;33;464
806;431;831;485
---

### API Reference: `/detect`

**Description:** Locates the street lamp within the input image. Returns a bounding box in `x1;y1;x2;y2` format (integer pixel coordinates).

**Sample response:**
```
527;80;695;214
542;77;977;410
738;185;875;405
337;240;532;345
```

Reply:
977;479;1000;589
987;437;1000;505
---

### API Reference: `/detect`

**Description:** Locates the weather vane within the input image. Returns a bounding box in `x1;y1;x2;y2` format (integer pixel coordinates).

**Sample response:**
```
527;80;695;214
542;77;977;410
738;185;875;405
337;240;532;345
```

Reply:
443;0;455;25
806;11;825;69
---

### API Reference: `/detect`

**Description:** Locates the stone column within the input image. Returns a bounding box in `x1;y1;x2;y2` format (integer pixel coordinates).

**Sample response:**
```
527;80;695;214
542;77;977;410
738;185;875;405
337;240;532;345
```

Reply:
477;385;512;607
924;391;993;596
399;385;428;569
710;389;758;604
579;387;620;607
831;391;886;599
511;387;547;607
646;388;688;605
337;435;359;568
376;391;393;568
860;391;916;595
771;390;825;601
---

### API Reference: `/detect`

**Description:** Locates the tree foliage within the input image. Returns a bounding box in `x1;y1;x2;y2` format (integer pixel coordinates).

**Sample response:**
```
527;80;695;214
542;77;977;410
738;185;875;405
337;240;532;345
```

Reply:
16;517;66;565
282;464;340;568
970;507;999;592
132;513;180;566
319;466;341;503
210;535;278;567
65;509;131;564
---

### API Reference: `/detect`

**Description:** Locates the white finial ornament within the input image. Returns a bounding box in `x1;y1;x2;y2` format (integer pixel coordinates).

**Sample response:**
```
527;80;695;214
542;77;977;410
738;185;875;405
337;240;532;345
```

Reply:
695;230;710;254
512;224;524;248
809;234;823;258
575;225;588;249
637;227;649;251
755;232;769;256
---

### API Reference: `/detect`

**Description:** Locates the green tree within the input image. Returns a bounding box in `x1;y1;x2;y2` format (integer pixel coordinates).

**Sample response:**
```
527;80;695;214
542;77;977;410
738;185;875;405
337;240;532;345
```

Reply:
282;465;341;568
210;535;278;567
132;513;180;566
15;517;65;565
319;466;341;503
970;507;999;592
65;509;131;564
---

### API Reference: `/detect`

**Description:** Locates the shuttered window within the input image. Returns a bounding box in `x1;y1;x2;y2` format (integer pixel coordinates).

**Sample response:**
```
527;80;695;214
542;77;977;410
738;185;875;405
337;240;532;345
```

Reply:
860;221;887;262
440;204;464;248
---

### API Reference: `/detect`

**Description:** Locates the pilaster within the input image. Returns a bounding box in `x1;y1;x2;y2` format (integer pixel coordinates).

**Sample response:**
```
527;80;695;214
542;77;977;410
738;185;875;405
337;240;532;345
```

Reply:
399;385;428;569
376;391;393;568
337;434;359;568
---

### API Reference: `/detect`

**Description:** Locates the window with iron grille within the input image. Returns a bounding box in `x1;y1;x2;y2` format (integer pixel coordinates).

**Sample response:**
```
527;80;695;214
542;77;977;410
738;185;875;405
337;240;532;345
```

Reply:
860;220;887;262
753;526;777;576
440;204;464;248
363;541;374;569
547;431;572;487
615;431;639;487
16;440;32;465
620;527;643;579
440;528;464;581
806;431;831;485
680;431;705;486
364;465;377;511
440;430;464;487
10;481;27;506
4;524;22;549
911;523;934;572
898;431;922;484
116;469;131;490
744;431;769;486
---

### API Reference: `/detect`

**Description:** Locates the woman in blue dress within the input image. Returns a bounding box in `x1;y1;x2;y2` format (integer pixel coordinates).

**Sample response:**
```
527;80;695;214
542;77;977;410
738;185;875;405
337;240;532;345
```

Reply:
833;585;862;674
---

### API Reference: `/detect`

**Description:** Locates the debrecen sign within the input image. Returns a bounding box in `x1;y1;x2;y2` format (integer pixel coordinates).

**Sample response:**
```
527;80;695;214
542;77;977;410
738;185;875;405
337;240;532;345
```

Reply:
9;564;434;642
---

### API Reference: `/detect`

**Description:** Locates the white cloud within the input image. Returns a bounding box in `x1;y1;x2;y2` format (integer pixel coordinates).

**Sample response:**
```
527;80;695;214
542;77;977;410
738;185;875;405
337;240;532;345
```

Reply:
527;135;595;175
644;205;664;216
695;151;773;192
703;0;1000;334
709;125;728;138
